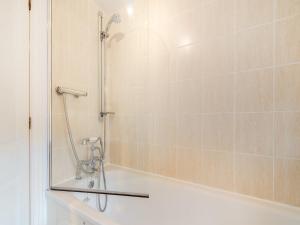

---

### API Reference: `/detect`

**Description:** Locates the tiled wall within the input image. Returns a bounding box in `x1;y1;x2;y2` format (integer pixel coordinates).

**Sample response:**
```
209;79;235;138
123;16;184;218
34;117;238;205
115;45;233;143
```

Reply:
108;0;300;207
52;0;103;184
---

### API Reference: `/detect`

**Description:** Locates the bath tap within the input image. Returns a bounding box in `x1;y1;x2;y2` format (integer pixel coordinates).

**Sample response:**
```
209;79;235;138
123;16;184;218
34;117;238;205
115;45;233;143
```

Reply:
75;137;103;180
76;160;98;180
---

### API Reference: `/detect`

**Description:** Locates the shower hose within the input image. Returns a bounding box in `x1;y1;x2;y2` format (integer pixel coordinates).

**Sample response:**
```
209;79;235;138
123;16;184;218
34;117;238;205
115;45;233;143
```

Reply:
62;94;108;212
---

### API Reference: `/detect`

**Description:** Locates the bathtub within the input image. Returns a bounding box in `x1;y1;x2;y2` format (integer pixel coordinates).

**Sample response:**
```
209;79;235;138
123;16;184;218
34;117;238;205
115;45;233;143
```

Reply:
47;165;300;225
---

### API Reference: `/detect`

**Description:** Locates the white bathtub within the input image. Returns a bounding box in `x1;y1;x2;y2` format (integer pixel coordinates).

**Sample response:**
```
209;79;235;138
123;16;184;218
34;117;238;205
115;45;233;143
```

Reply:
47;166;300;225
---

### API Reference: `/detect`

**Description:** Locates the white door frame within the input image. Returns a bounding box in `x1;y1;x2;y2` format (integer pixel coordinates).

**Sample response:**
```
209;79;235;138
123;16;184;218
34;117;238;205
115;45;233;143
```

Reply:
29;0;49;224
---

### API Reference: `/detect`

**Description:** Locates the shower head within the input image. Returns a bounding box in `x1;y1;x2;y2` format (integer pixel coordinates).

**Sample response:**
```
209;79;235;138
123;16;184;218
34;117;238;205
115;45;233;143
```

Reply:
104;13;122;34
112;13;122;23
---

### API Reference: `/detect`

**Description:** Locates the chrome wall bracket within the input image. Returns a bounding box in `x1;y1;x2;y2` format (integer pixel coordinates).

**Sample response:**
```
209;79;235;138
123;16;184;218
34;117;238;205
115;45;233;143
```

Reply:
100;112;115;118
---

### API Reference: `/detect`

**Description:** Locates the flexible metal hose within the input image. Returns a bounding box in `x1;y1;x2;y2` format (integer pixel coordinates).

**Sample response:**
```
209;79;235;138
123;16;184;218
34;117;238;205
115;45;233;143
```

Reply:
96;139;108;212
62;94;94;175
62;93;108;211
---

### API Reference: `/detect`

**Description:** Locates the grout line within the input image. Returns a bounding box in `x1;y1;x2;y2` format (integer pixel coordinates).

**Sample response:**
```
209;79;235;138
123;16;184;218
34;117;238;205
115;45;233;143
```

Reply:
275;12;300;22
235;152;274;159
236;21;273;33
236;61;300;73
232;0;237;192
275;156;300;161
171;61;300;83
236;65;274;73
275;60;300;68
272;0;277;201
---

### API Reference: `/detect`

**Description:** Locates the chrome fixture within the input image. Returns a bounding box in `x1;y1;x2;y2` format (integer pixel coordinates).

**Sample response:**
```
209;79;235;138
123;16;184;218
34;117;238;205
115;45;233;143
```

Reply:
100;13;122;41
77;137;104;180
105;14;121;33
81;137;102;145
95;11;122;212
56;86;87;97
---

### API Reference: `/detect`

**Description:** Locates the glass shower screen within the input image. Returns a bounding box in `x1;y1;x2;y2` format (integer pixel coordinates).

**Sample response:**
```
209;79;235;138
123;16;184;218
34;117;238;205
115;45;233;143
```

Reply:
49;0;149;209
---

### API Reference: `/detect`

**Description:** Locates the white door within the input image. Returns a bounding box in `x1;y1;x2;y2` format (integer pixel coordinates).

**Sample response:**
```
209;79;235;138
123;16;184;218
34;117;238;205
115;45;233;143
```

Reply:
0;1;30;225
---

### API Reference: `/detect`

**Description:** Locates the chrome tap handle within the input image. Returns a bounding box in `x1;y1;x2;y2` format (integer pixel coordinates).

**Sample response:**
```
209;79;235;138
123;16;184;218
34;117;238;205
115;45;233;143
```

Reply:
81;137;101;145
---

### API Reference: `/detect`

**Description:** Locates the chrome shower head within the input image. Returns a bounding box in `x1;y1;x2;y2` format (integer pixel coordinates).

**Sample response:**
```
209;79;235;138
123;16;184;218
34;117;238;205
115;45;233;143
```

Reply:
111;13;122;24
104;13;122;34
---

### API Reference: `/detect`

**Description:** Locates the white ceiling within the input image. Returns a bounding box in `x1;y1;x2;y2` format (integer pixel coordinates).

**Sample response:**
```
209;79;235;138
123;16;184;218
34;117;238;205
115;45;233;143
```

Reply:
94;0;132;13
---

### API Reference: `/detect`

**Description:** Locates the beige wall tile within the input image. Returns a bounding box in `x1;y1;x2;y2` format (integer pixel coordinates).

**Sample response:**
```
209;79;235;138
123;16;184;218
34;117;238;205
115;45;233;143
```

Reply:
236;113;273;156
119;141;139;169
275;64;300;111
236;69;273;112
153;115;176;147
275;112;300;159
136;143;151;172
136;114;154;144
236;0;274;30
159;0;234;48
149;0;202;23
109;116;122;141
202;36;235;75
200;151;234;191
202;0;235;37
148;145;177;177
160;146;177;178
110;116;137;143
110;141;122;165
176;115;201;149
236;154;273;200
176;79;202;114
162;10;203;48
275;158;300;207
237;24;273;71
276;15;300;64
201;74;234;113
147;83;175;115
149;34;172;84
176;147;201;182
276;0;300;19
202;114;234;152
176;44;203;81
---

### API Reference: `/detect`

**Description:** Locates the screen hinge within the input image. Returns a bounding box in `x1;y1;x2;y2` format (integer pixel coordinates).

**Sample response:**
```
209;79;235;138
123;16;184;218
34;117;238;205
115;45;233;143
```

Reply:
28;0;32;11
29;117;32;130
